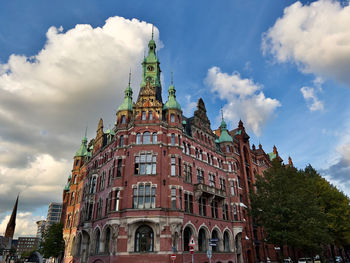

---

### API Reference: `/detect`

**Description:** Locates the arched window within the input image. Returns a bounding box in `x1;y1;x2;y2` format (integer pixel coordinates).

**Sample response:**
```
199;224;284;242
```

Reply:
121;115;126;124
226;145;230;152
149;111;153;120
211;230;219;252
135;225;154;252
199;150;203;161
136;133;141;144
183;142;186;153
170;113;175;122
183;227;192;251
187;144;190;155
66;214;71;228
142;111;146;120
105;227;111;254
143;132;151;144
152;132;157;143
95;229;100;254
120;135;124;147
171;133;175;146
224;231;230;252
198;228;207;252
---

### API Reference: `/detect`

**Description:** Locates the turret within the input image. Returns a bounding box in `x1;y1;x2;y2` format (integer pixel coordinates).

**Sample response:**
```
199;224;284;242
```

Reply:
164;73;182;124
117;71;133;126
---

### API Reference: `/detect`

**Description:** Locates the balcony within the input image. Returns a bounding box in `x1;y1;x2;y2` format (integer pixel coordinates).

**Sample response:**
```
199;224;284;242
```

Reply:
194;183;226;199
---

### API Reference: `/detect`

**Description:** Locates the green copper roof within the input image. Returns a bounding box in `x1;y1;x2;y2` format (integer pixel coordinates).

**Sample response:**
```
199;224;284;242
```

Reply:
75;137;88;157
117;84;133;112
268;152;276;161
85;150;92;158
164;75;181;110
218;119;233;143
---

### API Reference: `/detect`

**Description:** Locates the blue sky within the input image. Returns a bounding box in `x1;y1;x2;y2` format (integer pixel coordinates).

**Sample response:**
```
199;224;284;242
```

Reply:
0;0;350;236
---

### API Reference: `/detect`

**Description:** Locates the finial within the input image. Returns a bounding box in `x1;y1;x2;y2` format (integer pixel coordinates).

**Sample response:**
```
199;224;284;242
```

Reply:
128;68;131;86
151;24;154;40
221;107;224;121
85;126;88;138
171;72;173;85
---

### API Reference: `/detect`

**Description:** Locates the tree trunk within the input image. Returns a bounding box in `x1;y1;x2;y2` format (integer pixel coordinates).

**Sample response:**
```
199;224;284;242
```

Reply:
280;244;284;263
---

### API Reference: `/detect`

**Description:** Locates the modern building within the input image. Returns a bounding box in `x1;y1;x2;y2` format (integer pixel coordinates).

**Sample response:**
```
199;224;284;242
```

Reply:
46;202;62;230
16;237;40;255
36;220;46;240
62;35;288;263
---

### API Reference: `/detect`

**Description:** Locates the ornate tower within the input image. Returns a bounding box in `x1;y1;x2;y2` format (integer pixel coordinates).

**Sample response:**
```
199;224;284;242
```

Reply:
5;195;19;238
134;35;163;122
163;73;182;125
116;72;134;126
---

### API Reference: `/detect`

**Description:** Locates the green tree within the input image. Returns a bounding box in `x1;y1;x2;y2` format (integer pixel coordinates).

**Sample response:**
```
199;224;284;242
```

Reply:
40;223;65;259
250;160;330;261
304;165;350;259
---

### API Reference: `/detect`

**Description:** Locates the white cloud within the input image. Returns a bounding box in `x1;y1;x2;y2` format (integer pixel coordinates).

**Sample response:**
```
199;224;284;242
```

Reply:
0;212;44;238
0;16;160;213
182;95;197;116
300;86;324;111
262;0;350;86
206;66;281;135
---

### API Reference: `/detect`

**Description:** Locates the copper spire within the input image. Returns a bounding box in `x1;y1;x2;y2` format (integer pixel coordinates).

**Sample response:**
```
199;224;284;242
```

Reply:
5;195;19;238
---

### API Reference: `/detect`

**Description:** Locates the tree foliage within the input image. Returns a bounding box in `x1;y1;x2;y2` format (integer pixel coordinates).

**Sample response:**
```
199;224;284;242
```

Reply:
40;223;65;258
250;160;345;257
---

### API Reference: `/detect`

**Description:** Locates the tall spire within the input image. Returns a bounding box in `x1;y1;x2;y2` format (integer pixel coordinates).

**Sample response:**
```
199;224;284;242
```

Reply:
218;115;233;143
5;195;19;238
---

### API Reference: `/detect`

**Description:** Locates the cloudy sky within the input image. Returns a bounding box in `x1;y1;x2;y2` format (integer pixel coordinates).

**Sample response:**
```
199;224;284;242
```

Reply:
0;0;350;237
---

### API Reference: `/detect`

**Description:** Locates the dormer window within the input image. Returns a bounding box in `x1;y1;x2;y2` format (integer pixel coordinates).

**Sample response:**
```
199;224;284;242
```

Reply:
121;115;126;124
170;113;175;122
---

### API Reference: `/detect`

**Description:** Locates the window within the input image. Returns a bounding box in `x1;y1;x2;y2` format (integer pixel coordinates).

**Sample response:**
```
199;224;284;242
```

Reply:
171;157;176;176
233;162;238;171
121;115;126;124
226;145;230;152
70;192;75;205
120;135;124;147
90;176;97;194
113;190;120;211
199;197;206;216
211;200;218;218
183;227;192;251
220;178;226;191
143;132;151;144
184;164;192;183
170;113;175;122
149;111;153;120
136;133;141;144
178;158;182;177
171;133;175;145
142;111;146;120
152;132;157;143
179;189;182;210
135;225;154;252
211;230;219;252
223;203;229;220
186;144;190;155
237;176;241;188
66;214;71;228
233;204;238;221
197;169;204;183
198;229;207;252
100;171;106;191
75;160;79;166
209;173;216;187
199;150;203;160
195;148;199;159
182;142;186;153
184;193;193;213
134;153;157;175
228;162;232;172
95;230;100;254
105;227;111;254
223;232;230;252
230;181;235;196
116;159;122;177
133;184;156;209
171;188;176;209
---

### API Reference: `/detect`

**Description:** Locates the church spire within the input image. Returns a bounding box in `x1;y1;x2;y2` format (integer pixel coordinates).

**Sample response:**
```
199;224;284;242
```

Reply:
5;195;19;238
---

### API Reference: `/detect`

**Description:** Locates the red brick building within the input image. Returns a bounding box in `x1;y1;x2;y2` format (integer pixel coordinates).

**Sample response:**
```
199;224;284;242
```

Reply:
62;36;288;263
